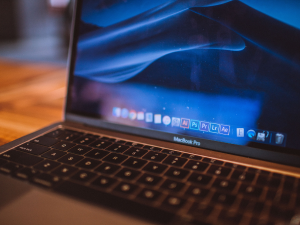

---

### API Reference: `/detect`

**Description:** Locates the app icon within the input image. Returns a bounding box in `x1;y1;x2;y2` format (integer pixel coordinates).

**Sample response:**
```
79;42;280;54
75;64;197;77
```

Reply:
210;123;219;133
275;133;284;145
112;107;121;117
237;128;244;137
219;125;230;135
121;108;129;118
247;130;256;139
129;110;137;120
154;114;162;124
137;112;144;120
163;116;171;125
190;120;200;130
172;117;180;127
256;132;266;142
200;122;210;132
180;118;190;129
145;113;153;122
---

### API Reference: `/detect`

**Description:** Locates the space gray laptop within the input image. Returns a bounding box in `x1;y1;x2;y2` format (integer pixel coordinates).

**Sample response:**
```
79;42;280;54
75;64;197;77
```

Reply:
1;0;300;224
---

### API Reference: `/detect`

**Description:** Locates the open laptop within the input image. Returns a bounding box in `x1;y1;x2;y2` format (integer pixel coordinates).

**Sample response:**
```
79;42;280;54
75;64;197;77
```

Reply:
1;0;300;224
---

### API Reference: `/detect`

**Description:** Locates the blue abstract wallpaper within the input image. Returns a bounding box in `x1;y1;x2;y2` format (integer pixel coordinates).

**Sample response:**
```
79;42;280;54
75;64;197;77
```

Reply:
70;0;300;150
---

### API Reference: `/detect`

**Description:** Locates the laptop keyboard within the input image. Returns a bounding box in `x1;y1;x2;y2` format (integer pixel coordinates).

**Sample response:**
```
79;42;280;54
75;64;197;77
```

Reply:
0;127;299;225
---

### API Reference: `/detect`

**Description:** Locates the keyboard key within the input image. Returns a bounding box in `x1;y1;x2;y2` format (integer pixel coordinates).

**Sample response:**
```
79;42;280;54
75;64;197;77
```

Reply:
58;154;84;165
68;145;92;155
143;152;167;162
115;140;126;144
41;149;66;160
188;202;214;217
162;156;187;167
142;162;168;174
224;162;246;171
103;153;128;164
92;175;117;189
73;136;96;145
34;159;61;172
126;143;144;148
188;173;212;186
249;201;265;213
165;167;189;180
45;129;65;138
185;185;209;198
0;150;43;166
211;192;236;206
181;153;202;160
138;188;161;202
143;145;162;152
32;173;61;188
184;160;209;172
95;162;120;174
52;165;78;177
0;162;23;174
207;165;232;177
137;173;162;186
231;170;255;183
122;157;147;169
17;142;49;155
52;141;76;151
14;167;39;180
202;158;223;165
115;168;141;180
84;134;100;139
114;182;138;195
76;158;101;170
269;206;295;221
283;176;296;191
162;195;186;210
218;209;242;224
239;184;263;198
57;133;82;142
124;148;148;157
89;140;113;149
0;158;7;166
212;178;237;192
160;179;185;192
85;149;109;160
248;168;270;175
106;144;129;153
161;149;181;156
71;170;97;183
31;136;59;147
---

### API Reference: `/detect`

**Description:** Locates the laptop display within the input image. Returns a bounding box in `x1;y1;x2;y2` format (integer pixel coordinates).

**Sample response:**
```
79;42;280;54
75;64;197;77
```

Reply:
67;0;300;157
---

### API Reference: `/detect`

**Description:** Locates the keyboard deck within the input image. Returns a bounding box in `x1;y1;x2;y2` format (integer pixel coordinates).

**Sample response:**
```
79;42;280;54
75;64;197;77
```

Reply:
0;127;299;225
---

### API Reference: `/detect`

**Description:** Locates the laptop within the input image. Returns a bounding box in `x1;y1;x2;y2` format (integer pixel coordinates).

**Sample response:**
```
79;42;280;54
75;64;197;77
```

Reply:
1;0;300;224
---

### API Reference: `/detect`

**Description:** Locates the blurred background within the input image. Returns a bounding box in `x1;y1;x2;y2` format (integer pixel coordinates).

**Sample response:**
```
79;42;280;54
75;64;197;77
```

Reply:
0;0;74;65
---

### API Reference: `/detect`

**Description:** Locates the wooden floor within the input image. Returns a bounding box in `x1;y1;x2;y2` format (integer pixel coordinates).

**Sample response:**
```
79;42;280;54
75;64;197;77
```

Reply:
0;60;66;145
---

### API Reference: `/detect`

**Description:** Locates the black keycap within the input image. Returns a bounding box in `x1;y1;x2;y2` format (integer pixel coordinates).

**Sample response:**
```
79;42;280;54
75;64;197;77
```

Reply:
283;176;296;191
89;140;112;149
256;174;269;186
126;143;144;148
279;192;291;205
248;168;270;175
202;158;223;165
99;136;110;140
138;188;161;202
257;175;281;189
57;133;82;142
122;157;147;169
165;167;189;180
211;192;236;206
142;162;168;174
161;149;181;156
44;129;65;138
106;144;130;153
73;136;96;145
249;201;265;213
34;159;61;172
41;149;66;160
188;202;214;217
212;178;237;192
76;158;101;170
218;209;242;224
143;145;162;152
185;185;209;198
92;175;117;189
68;145;92;155
85;149;109;160
239;184;263;197
162;195;186;210
0;162;23;174
52;165;78;177
269;177;281;189
143;152;167;162
188;173;212;186
103;153;128;164
115;140;126;144
224;162;246;171
52;141;76;151
114;182;138;195
58;154;84;165
181;153;202;160
31;136;59;147
115;168;141;180
207;165;232;177
14;167;39;180
95;162;120;174
162;155;187;167
0;150;43;166
184;160;209;172
231;170;255;183
32;173;61;187
137;173;162;186
124;148;148;157
17;142;49;155
0;158;7;166
269;206;295;221
160;179;185;192
84;134;100;139
71;170;97;183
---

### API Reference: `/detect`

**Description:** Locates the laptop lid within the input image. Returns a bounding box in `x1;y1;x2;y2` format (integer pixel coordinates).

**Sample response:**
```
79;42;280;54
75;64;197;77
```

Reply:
65;0;300;167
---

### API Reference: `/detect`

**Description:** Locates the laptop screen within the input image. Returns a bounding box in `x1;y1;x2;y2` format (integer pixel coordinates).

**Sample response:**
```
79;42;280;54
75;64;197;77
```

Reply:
67;0;300;157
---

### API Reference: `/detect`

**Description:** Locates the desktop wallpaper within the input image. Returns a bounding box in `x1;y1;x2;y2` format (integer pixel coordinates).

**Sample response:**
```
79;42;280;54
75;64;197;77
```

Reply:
69;0;300;150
